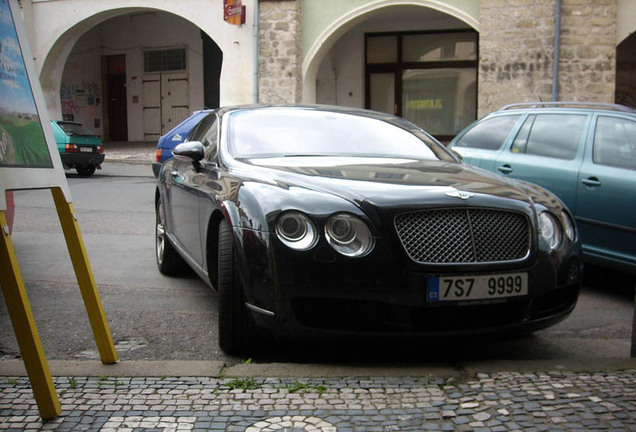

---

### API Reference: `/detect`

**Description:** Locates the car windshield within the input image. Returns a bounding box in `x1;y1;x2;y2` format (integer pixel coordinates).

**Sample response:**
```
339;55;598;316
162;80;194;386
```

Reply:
227;108;453;161
57;122;98;137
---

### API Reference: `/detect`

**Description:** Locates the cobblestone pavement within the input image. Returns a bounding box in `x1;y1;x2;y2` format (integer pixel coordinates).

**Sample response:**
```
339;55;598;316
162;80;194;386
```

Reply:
1;370;635;431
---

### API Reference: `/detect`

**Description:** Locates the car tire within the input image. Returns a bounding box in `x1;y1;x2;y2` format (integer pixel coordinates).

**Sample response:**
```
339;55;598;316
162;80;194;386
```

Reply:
76;165;96;177
155;197;187;275
217;220;256;355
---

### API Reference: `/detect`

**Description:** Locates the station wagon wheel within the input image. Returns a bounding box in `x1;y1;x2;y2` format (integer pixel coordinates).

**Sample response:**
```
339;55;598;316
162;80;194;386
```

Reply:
155;197;187;275
217;220;256;355
76;165;96;177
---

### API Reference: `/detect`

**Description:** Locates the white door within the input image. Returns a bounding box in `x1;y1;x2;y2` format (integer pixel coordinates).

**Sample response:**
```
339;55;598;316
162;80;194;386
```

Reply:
143;72;189;141
142;74;161;141
162;72;189;133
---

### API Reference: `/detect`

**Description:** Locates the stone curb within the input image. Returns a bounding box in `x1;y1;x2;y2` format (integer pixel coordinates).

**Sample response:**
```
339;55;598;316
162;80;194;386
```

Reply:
1;358;634;379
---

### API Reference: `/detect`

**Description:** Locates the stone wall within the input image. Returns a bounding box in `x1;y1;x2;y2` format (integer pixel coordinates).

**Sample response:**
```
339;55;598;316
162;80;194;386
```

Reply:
258;0;303;103
479;0;617;116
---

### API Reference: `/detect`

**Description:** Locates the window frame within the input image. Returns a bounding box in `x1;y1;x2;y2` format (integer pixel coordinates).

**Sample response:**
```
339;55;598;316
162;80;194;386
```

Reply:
364;29;478;142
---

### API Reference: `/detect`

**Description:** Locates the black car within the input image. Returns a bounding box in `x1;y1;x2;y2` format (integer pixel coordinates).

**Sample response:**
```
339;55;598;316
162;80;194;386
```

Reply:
155;105;583;355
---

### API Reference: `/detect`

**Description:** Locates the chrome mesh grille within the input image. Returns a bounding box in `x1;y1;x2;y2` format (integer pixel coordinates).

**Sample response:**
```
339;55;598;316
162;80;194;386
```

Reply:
394;208;530;264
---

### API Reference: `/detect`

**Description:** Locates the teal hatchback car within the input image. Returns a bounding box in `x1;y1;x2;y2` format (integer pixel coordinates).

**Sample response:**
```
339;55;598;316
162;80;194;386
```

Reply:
51;120;104;177
449;102;636;274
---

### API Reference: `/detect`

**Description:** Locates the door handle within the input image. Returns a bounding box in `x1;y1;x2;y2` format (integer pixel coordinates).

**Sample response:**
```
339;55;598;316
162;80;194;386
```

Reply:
582;177;601;187
497;165;513;174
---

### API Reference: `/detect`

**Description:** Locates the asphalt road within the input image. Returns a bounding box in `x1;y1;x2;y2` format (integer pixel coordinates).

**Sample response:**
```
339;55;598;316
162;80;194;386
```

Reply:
1;162;634;367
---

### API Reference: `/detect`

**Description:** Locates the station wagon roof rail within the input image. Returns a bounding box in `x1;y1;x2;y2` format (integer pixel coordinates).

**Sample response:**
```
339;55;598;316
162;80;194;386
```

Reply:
500;102;635;113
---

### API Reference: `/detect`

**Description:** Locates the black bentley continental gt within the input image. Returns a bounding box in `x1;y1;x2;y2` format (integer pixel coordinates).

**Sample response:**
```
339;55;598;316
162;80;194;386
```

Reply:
155;105;583;355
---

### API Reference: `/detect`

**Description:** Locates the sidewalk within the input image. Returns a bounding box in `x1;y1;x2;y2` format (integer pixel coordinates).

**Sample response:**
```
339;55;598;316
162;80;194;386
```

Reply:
1;359;635;431
102;141;157;165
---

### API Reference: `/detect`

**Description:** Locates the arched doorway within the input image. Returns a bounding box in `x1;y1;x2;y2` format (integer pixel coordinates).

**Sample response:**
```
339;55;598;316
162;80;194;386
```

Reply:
42;9;222;142
616;33;636;108
303;1;479;140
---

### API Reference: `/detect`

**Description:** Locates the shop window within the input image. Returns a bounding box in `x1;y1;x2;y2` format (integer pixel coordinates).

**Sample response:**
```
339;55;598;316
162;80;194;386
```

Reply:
365;30;478;141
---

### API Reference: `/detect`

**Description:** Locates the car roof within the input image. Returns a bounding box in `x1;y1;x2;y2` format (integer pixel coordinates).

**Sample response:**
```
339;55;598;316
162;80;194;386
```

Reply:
216;103;397;118
496;101;636;114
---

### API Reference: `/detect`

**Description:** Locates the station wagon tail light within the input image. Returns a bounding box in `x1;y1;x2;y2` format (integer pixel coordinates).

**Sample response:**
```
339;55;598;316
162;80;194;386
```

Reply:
97;145;104;154
539;212;562;250
65;144;79;153
326;213;375;257
276;211;318;251
155;149;162;163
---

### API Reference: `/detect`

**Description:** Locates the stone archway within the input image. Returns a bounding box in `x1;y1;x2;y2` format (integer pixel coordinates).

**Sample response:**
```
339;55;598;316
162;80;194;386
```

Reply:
302;0;479;104
30;1;254;139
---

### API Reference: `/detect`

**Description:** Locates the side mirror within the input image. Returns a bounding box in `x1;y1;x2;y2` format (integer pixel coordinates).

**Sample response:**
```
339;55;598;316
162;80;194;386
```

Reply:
173;141;205;163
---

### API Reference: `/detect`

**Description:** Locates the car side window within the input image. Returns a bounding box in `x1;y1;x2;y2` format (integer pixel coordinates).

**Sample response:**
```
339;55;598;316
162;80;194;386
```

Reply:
593;116;636;170
187;113;215;143
203;121;219;162
511;114;585;160
453;115;520;150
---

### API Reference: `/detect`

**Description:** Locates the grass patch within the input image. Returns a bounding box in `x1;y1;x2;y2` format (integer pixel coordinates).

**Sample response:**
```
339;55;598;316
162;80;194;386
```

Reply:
226;378;261;391
287;382;327;394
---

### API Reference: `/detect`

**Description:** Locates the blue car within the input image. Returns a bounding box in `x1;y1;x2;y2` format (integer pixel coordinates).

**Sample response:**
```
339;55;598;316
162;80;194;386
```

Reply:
152;109;215;177
449;102;636;274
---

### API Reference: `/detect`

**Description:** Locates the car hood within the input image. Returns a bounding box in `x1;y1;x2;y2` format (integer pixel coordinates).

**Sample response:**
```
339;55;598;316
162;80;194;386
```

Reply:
240;156;535;209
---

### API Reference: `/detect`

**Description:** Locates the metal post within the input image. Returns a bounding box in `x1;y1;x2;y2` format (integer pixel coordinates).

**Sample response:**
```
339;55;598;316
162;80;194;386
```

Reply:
0;211;61;420
51;187;118;364
552;0;562;101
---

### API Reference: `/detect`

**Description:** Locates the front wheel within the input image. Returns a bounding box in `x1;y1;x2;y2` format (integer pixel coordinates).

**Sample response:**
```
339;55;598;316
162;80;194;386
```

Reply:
217;220;257;355
76;165;96;177
155;197;187;275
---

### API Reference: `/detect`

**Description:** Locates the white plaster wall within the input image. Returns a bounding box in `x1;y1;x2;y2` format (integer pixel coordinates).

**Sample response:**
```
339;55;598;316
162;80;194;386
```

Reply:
617;0;636;44
316;32;364;108
60;27;102;131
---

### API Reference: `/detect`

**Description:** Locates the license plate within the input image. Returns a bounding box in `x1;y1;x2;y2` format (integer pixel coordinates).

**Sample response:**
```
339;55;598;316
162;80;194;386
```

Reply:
79;147;93;153
427;272;528;302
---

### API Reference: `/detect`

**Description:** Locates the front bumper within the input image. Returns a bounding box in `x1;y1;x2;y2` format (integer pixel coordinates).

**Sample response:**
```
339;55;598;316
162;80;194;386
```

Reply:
236;229;583;340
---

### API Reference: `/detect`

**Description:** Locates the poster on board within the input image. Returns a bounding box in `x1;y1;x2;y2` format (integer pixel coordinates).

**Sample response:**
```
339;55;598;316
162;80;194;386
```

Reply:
0;0;70;211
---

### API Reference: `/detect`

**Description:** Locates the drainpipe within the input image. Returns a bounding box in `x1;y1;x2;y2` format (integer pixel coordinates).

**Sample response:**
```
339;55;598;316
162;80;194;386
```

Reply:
253;0;259;103
552;0;562;101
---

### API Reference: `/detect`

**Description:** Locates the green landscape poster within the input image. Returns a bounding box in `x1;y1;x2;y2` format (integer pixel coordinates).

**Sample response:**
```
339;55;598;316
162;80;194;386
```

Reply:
0;0;52;168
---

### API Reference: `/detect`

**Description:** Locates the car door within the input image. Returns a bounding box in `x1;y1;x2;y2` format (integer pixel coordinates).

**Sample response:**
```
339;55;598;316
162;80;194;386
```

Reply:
449;114;523;169
167;113;218;266
493;112;589;211
575;114;636;269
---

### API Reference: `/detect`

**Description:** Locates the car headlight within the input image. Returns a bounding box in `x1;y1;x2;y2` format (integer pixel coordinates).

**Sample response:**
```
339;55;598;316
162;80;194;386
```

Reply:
539;212;562;250
276;211;317;250
562;212;576;241
325;213;375;257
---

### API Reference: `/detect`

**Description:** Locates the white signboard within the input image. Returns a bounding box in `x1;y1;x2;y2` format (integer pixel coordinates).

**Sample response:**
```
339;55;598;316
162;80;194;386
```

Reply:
0;0;70;210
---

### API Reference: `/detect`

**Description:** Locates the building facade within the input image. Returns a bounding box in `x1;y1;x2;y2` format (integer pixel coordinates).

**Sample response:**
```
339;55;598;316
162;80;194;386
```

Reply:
17;0;636;142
